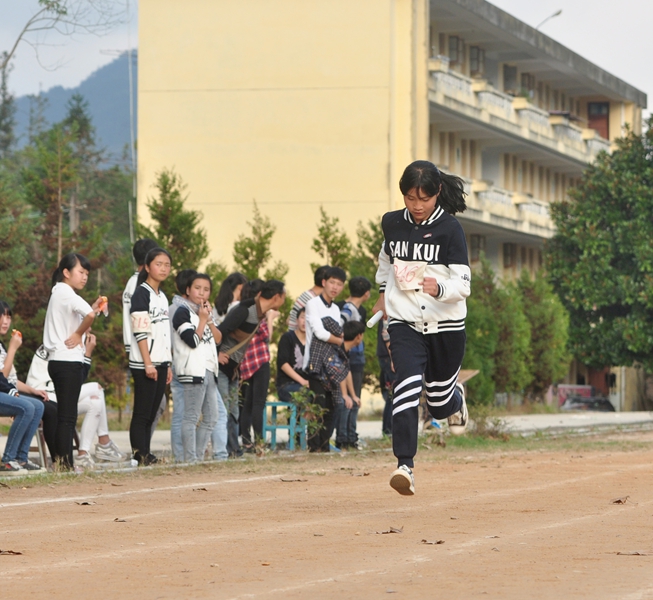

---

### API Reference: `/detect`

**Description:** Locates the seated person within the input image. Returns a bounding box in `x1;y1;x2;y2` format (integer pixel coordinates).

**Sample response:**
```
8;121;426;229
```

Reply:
0;373;44;473
276;308;309;403
26;333;127;470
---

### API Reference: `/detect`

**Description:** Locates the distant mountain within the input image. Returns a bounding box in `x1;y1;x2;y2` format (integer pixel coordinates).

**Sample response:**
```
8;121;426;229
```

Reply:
13;52;137;164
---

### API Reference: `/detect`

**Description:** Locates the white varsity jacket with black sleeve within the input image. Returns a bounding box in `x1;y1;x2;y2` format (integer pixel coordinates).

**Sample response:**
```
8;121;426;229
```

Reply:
128;282;172;369
375;207;471;335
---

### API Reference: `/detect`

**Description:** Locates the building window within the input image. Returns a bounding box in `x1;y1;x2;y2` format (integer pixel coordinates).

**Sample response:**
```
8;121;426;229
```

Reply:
503;65;518;95
470;235;486;262
588;102;610;139
449;36;462;65
470;46;485;76
503;243;517;269
521;73;535;98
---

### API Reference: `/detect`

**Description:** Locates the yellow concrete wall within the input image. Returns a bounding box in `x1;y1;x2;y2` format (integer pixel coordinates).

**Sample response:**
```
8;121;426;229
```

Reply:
139;0;428;295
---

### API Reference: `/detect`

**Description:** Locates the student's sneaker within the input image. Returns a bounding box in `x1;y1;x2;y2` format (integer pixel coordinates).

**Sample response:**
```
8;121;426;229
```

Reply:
76;453;96;471
447;383;469;436
94;441;127;462
0;461;25;474
18;459;45;471
389;465;415;496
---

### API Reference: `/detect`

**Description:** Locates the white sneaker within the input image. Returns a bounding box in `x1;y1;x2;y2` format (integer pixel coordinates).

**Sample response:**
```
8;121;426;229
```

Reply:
76;453;96;470
447;383;468;436
7;461;27;473
19;459;45;471
94;441;127;462
389;465;415;496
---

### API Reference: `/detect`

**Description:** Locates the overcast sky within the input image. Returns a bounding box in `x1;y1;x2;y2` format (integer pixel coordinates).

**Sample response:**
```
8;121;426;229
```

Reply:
0;0;651;113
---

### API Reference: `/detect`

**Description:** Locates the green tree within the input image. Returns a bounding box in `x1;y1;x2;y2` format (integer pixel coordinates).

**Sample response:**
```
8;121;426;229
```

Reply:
311;206;352;272
491;281;532;396
518;269;570;399
462;258;499;405
546;121;653;371
233;201;288;281
138;168;210;293
0;52;16;159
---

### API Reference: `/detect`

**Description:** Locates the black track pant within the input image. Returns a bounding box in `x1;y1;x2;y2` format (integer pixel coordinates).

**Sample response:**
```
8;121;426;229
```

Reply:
240;362;271;446
389;323;466;469
307;378;335;452
130;365;168;461
49;361;84;469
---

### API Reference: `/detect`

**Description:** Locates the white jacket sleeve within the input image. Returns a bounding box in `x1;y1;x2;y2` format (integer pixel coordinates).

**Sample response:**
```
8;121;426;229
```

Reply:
376;244;392;293
436;264;471;304
305;299;331;342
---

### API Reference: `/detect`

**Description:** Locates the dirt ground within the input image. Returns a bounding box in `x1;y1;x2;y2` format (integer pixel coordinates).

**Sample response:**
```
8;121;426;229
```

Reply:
2;433;653;599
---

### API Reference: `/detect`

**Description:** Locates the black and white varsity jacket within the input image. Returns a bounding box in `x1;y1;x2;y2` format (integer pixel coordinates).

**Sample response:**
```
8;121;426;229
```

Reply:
375;207;471;334
171;302;219;383
129;282;172;369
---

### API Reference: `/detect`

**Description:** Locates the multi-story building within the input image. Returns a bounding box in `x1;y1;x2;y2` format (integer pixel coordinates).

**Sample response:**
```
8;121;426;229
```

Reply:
139;0;646;406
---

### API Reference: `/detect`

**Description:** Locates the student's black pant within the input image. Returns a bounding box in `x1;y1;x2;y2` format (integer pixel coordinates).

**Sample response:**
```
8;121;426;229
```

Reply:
239;362;270;446
307;377;335;452
389;323;466;469
130;365;168;462
48;360;84;469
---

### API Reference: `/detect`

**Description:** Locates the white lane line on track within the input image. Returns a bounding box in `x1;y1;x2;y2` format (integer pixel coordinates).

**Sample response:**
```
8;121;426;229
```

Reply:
0;474;282;509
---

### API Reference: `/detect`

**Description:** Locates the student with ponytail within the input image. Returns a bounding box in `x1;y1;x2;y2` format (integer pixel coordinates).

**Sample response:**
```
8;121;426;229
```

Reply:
43;253;103;470
128;248;173;465
373;160;471;495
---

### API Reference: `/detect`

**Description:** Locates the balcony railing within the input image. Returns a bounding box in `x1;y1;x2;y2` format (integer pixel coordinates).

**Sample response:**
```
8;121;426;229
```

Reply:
428;63;610;165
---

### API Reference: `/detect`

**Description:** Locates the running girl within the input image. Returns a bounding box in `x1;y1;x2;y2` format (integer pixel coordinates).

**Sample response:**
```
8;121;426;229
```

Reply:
172;273;223;462
43;253;103;470
373;160;471;495
129;247;173;465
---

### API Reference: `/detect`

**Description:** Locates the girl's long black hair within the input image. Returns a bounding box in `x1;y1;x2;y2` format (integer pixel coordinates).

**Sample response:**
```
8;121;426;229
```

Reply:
399;160;467;215
52;253;91;285
214;272;247;316
137;248;172;286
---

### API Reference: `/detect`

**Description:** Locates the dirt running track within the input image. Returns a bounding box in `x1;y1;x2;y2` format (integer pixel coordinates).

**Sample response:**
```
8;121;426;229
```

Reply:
2;438;653;599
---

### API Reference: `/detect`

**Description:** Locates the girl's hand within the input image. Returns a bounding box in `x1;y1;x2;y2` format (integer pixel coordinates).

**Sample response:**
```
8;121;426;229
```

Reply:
199;302;211;318
267;309;281;321
145;364;158;380
353;395;361;407
300;378;310;388
65;332;83;349
343;394;353;410
91;297;103;312
8;330;23;351
85;333;97;355
420;276;439;297
372;293;386;319
29;387;49;401
218;352;229;365
166;367;173;385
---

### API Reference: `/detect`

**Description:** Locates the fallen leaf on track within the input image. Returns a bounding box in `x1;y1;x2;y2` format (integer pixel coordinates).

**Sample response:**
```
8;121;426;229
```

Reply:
611;496;637;505
492;547;500;552
0;550;22;555
351;472;370;477
616;551;648;556
420;539;445;545
114;518;127;522
375;526;403;535
485;535;499;539
280;478;307;482
193;487;208;492
261;562;271;566
75;501;96;506
111;483;124;487
0;482;9;488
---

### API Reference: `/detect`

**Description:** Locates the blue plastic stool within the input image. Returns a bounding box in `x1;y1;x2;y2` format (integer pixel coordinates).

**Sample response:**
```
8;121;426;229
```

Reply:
262;401;307;451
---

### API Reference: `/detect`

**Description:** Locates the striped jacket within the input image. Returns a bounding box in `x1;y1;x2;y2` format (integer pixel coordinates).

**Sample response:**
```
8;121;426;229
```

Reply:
375;207;471;335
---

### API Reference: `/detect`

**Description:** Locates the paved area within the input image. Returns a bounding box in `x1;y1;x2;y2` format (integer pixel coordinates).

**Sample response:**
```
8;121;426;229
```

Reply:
3;411;653;458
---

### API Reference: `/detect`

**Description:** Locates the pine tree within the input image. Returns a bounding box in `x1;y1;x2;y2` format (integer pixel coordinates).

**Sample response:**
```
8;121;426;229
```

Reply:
0;52;16;159
310;207;352;272
518;269;570;399
138;168;210;294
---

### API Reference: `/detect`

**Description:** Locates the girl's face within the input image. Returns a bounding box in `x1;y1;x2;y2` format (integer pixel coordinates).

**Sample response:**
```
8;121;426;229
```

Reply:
296;311;306;333
63;260;89;290
146;254;171;283
403;187;438;223
233;283;244;302
187;278;211;306
0;312;11;336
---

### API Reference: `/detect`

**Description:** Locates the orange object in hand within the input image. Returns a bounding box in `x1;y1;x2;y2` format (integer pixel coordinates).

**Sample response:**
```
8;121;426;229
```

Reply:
98;296;109;317
12;329;22;338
